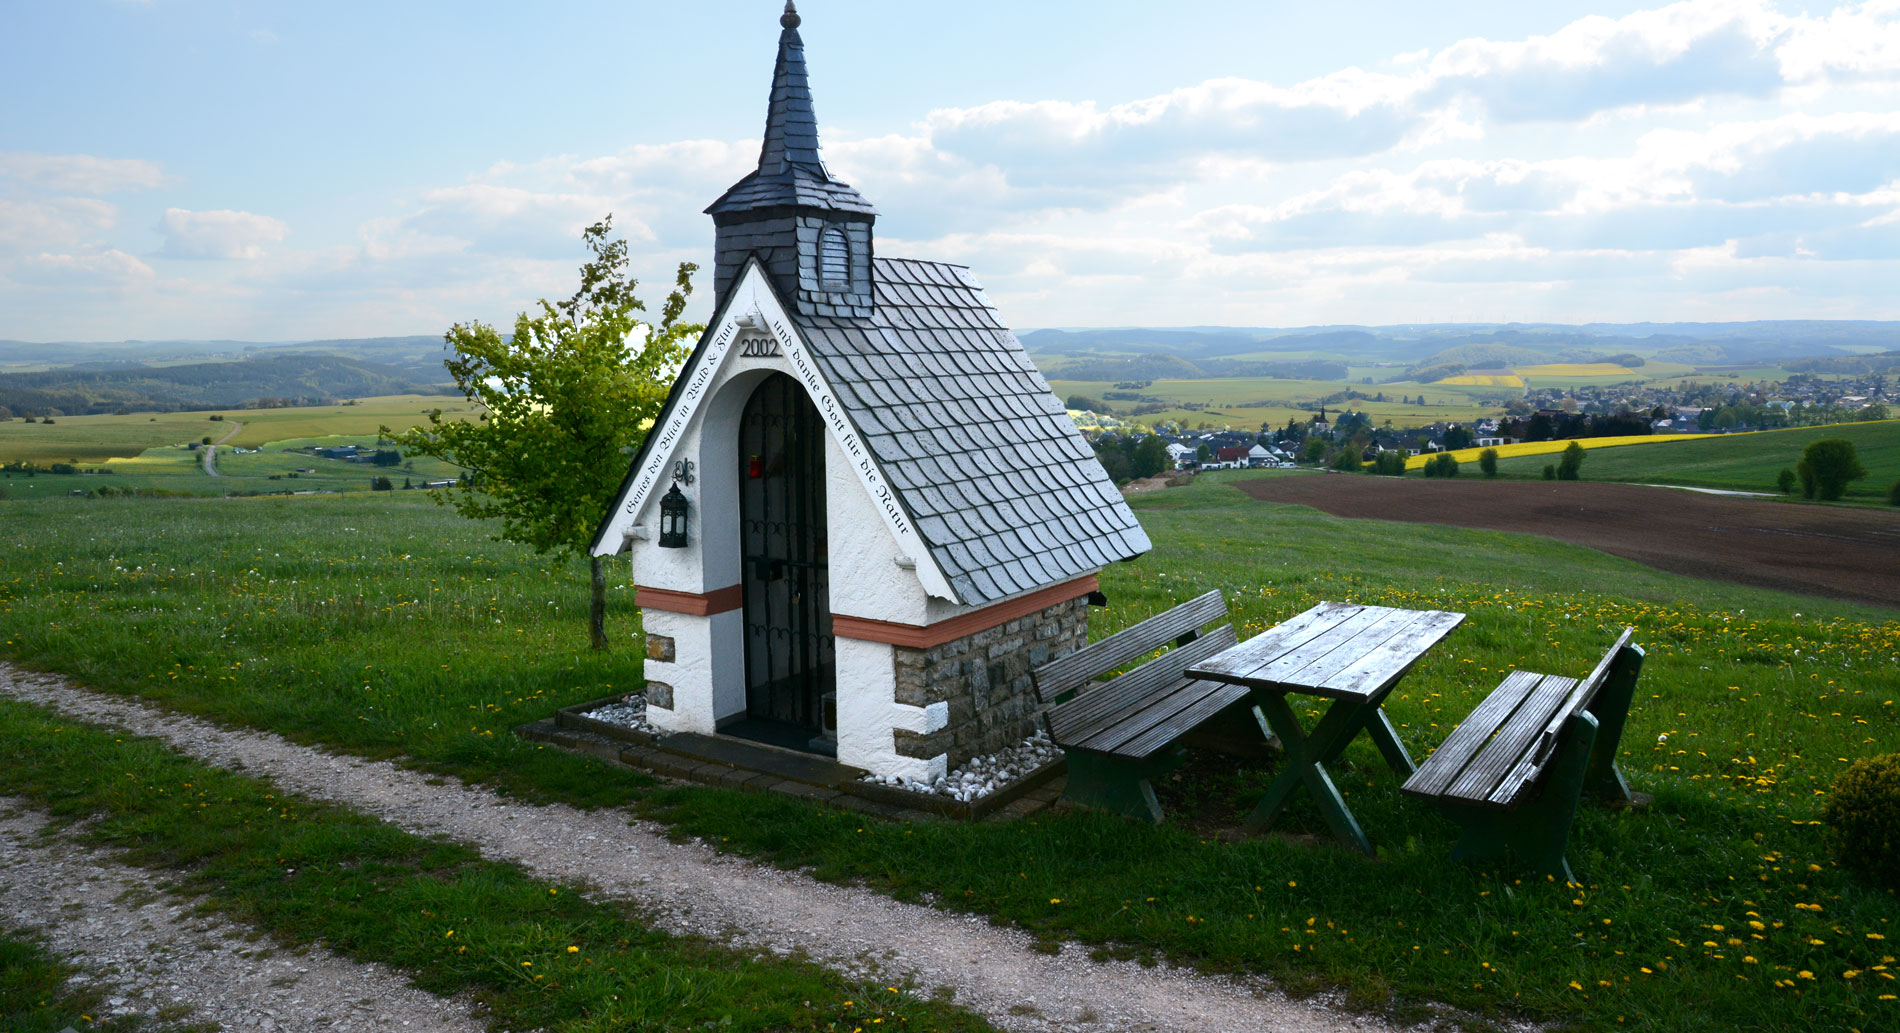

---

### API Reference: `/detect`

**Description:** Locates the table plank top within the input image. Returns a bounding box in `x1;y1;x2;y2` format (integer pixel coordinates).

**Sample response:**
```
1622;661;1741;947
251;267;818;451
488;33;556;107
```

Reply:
1186;601;1466;702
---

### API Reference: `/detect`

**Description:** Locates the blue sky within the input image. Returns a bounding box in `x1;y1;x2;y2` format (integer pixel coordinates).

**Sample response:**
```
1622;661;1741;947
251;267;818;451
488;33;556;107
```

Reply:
3;0;1898;341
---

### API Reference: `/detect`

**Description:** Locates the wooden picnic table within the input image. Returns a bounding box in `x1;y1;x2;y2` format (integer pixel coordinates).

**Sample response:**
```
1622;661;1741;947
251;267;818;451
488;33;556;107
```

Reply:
1186;600;1465;855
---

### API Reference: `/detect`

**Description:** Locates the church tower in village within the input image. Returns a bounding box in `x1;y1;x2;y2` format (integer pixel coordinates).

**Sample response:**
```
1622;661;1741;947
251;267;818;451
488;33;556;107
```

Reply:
706;2;876;320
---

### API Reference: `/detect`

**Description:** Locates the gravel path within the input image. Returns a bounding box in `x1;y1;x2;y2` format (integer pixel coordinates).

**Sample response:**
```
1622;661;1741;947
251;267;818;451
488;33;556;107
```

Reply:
0;664;1425;1033
0;804;486;1032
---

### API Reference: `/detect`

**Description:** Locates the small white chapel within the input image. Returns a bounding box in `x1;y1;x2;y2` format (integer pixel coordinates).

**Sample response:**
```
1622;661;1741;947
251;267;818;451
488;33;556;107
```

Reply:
592;2;1150;782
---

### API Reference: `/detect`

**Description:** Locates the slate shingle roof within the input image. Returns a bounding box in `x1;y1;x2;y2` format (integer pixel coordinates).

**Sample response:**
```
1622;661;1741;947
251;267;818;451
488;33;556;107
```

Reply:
705;13;874;219
795;257;1151;606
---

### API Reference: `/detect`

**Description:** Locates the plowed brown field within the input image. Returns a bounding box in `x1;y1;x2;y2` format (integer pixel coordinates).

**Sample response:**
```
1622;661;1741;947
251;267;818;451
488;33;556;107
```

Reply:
1236;476;1900;610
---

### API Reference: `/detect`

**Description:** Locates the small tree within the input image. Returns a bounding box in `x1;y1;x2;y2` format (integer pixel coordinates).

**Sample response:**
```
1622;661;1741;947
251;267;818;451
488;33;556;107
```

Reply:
1479;447;1499;478
1797;460;1816;499
1543;463;1557;480
1889;479;1900;506
1801;439;1866;501
1424;452;1458;478
1776;468;1797;494
1131;435;1171;479
1443;425;1474;451
1196;443;1212;462
370;475;394;491
388;217;701;650
1300;438;1328;464
1374;450;1406;476
1557;440;1586;481
1330;441;1363;471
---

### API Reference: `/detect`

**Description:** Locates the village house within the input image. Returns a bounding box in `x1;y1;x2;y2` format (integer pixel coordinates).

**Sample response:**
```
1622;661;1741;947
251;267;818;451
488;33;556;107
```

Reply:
591;3;1149;783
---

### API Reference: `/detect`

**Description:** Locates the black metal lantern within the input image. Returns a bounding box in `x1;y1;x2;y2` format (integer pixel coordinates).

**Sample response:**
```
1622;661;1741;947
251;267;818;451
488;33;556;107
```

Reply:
658;483;689;548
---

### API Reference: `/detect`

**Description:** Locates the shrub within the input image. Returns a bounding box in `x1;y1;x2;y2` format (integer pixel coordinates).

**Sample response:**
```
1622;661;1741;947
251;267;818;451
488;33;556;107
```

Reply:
1801;439;1866;500
1797;460;1815;499
1479;447;1499;477
1776;468;1797;494
1557;440;1586;480
1330;442;1363;472
1374;451;1406;476
1889;479;1900;506
1423;452;1459;478
1543;464;1557;480
1822;754;1900;889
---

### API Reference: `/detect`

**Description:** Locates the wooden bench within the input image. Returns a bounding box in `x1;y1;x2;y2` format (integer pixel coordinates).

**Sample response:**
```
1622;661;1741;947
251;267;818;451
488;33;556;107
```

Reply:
1031;590;1271;823
1400;628;1645;881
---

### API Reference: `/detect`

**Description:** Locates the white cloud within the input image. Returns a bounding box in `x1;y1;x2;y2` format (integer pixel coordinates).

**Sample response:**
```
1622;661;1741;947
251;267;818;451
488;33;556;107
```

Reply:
9;249;155;287
156;207;289;259
0;198;118;250
0;152;164;195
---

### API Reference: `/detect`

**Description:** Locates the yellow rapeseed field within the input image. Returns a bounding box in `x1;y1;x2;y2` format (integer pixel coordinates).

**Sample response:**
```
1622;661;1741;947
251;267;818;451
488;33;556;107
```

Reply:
1515;363;1637;377
1405;433;1715;470
1435;373;1527;387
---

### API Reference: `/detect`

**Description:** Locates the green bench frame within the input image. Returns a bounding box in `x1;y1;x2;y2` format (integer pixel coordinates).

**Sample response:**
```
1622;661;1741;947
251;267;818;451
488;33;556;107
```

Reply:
1031;591;1270;823
1400;627;1645;881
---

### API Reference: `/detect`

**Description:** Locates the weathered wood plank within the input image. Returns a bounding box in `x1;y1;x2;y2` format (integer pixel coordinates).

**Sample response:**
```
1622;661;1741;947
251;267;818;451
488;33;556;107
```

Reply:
1443;675;1576;806
1277;607;1423;692
1182;601;1354;683
1032;590;1226;703
1044;625;1238;744
1401;669;1543;798
1319;609;1467;700
1115;686;1256;760
1078;679;1242;756
1243;605;1397;687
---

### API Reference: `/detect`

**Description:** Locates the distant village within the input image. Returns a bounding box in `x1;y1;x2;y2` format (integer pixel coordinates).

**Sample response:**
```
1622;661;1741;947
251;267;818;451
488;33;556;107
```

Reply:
1082;372;1894;482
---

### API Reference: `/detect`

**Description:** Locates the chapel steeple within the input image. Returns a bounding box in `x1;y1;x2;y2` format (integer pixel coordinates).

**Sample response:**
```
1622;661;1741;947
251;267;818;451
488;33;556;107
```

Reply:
706;1;877;318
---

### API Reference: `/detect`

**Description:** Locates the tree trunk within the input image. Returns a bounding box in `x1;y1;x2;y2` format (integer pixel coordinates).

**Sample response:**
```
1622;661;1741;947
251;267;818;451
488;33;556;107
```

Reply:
589;554;609;651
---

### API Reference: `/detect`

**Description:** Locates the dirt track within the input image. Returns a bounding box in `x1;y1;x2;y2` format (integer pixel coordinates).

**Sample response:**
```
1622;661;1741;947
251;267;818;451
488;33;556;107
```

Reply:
1236;476;1900;610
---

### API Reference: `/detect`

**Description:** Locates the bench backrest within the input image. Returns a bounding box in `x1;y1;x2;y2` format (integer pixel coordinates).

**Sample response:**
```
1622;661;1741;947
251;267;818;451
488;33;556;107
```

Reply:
1043;623;1239;744
1529;626;1636;769
1031;590;1227;704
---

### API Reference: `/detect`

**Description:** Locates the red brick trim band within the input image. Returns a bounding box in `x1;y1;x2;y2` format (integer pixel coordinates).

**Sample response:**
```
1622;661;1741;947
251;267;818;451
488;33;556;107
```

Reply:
635;583;744;616
831;575;1099;649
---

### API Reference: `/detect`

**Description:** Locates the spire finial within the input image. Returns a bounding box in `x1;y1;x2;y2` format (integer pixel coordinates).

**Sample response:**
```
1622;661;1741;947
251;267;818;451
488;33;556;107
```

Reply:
781;1;800;30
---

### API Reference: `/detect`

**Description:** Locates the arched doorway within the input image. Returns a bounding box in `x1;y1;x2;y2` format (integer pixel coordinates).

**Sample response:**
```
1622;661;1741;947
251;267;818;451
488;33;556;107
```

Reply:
734;371;834;752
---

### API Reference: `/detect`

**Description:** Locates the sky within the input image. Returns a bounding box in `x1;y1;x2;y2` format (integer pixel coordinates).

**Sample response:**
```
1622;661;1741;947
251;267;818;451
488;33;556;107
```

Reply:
3;0;1899;342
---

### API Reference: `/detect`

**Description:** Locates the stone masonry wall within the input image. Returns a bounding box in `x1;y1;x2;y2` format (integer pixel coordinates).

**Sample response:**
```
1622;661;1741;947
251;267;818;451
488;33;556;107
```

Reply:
890;595;1090;768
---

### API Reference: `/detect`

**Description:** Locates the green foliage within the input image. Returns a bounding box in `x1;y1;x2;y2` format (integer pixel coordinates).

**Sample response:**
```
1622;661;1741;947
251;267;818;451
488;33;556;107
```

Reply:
1329;441;1363;471
1132;435;1171;479
1556;440;1586;480
1064;393;1106;412
1801;438;1868;501
1422;452;1459;477
1822;754;1900;890
1479;447;1499;477
1890;479;1900;506
1373;450;1407;476
1299;437;1327;464
388;218;700;649
1798;459;1816;499
1443;425;1474;451
1543;463;1557;480
1776;468;1797;494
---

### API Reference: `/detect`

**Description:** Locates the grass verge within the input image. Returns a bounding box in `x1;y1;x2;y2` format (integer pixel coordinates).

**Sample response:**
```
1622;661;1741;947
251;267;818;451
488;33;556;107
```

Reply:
0;482;1895;1031
0;698;991;1033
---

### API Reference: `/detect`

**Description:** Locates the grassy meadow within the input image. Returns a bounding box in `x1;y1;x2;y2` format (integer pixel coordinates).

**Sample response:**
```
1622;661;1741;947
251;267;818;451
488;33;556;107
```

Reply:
1482;421;1900;500
0;395;476;500
1;477;1895;1031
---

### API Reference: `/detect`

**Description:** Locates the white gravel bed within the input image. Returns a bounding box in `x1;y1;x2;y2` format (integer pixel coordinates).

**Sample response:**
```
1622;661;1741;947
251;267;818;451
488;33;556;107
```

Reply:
860;732;1064;802
582;693;657;736
1;663;1442;1033
0;803;486;1033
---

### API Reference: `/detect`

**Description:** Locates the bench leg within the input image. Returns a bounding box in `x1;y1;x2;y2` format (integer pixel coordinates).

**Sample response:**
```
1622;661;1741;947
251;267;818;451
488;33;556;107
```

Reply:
1059;747;1183;824
1583;645;1644;805
1246;693;1375;855
1444;711;1600;882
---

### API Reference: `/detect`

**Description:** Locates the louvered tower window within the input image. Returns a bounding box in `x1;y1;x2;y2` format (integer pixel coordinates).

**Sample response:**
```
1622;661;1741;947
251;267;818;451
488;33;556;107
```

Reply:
819;226;849;291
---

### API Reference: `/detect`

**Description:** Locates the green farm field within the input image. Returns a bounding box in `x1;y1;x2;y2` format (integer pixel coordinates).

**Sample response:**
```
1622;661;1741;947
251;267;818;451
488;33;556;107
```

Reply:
1492;421;1900;500
0;477;1895;1031
0;394;474;464
1048;377;1496;429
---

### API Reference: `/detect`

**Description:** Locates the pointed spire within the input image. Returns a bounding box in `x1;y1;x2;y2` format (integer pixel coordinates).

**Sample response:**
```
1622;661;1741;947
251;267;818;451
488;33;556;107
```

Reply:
758;1;822;177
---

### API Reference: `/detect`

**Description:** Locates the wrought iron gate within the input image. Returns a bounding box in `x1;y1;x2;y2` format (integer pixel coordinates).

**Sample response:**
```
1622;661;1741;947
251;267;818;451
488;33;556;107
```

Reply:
738;372;834;732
